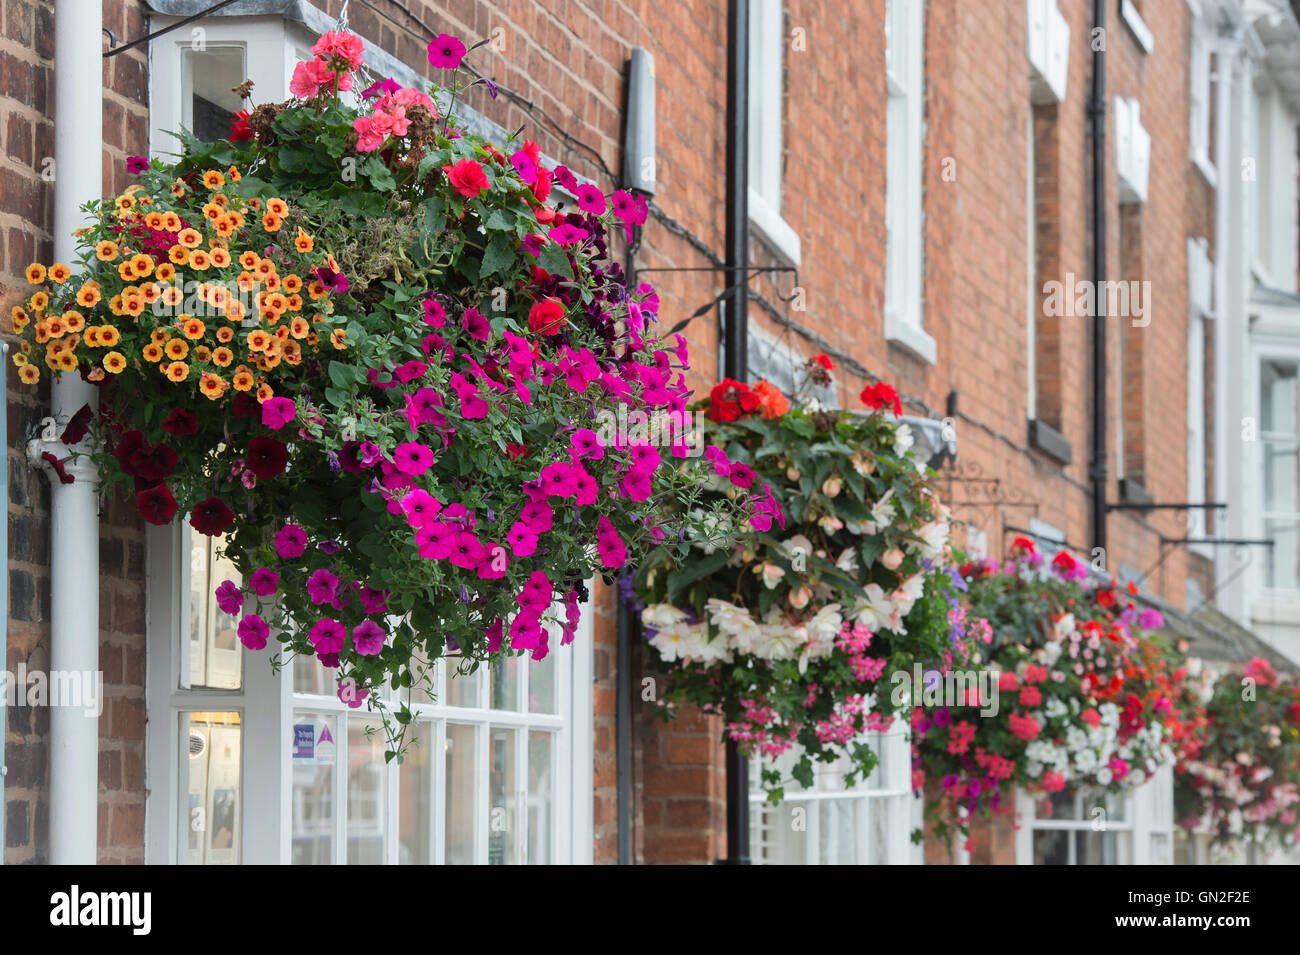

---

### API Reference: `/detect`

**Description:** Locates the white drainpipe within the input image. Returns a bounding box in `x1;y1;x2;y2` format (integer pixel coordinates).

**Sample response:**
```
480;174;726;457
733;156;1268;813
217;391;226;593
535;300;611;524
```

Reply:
40;2;104;864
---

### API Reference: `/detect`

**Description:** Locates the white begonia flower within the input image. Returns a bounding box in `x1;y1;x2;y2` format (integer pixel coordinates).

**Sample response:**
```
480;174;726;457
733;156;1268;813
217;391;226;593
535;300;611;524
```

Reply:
849;582;896;632
850;452;874;477
835;548;859;573
1095;767;1113;786
822;475;843;498
706;598;762;653
866;489;896;534
892;574;926;617
914;520;950;560
893;422;914;456
649;621;706;663
752;623;803;661
1052;613;1075;642
1045;698;1068;719
806;603;844;643
759;562;786;589
788;585;813;610
642;604;687;629
842;518;866;536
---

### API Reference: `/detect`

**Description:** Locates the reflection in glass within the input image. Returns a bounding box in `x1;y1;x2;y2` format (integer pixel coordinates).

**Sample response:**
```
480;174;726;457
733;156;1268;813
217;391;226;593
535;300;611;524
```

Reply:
490;655;520;711
291;713;335;865
489;727;518;864
188;533;241;690
398;729;431;864
182;711;241;864
181;46;246;142
347;720;387;864
444;724;476;864
527;731;553;863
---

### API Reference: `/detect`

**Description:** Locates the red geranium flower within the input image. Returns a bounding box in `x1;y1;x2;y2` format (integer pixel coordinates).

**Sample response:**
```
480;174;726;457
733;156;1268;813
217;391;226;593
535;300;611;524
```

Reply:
860;381;902;416
444;158;489;198
527;297;566;336
813;354;835;370
137;483;178;525
229;110;253;142
162;408;199;436
189;496;235;536
708;379;758;423
246;437;289;479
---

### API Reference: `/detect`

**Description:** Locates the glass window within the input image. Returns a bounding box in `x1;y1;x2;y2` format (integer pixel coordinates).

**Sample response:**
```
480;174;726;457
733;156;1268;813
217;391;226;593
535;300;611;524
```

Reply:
1028;790;1134;865
181;46;246;142
291;713;337;865
1261;359;1300;589
187;532;242;690
182;711;242;865
749;723;912;865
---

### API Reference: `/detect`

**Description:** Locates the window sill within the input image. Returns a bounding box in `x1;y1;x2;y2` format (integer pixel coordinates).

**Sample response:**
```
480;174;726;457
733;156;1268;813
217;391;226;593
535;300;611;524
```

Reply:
1191;149;1217;189
748;188;802;267
884;311;936;364
1028;418;1073;465
1120;0;1154;54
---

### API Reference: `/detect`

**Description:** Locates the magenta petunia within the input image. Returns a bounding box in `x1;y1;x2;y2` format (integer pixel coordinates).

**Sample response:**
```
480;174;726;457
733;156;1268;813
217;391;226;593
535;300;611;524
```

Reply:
519;499;553;533
275;523;308;558
308;617;346;654
215;579;243;616
575;183;607;214
237;614;270;650
461;307;491;342
570;428;605;460
393;441;435;476
401;488;442;527
447;531;486;570
506;520;539;557
427;33;466;69
306;568;340;605
249;567;280;597
538;461;578;497
261;396;297;430
422;297;447;327
596;516;626;569
351;619;387;656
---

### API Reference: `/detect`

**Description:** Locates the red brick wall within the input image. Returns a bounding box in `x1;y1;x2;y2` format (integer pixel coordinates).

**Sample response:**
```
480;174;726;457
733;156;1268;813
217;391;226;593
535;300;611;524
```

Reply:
2;0;149;864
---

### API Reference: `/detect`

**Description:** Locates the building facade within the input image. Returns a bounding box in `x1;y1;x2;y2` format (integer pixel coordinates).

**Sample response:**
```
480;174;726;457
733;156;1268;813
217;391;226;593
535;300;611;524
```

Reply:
1;0;1296;864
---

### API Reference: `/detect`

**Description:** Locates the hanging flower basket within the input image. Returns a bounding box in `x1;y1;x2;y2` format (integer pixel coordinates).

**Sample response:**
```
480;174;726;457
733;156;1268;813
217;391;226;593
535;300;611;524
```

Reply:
12;31;761;751
913;540;1198;846
1176;656;1300;850
635;359;961;798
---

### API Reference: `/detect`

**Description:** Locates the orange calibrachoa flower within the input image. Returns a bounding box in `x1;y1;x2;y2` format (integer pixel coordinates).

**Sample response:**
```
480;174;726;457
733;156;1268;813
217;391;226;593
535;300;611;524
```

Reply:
256;383;274;402
330;328;348;349
177;228;202;249
19;365;39;384
83;326;101;347
266;198;288;217
202;170;226;189
199;373;225;399
76;283;102;307
182;318;206;339
193;345;212;362
227;165;241;182
10;307;30;333
98;325;121;347
165;338;190;360
48;263;71;284
62;311;86;333
210;247;232;268
246;329;272;352
216;326;235;344
103;351;127;374
161;211;182;231
232;370;255;391
155;263;176;282
262;212;283;232
289;316;310;339
25;263;46;283
189;249;211;271
212;346;234;366
95;240;119;261
295;228;314;253
142;343;164;362
168;246;189;265
165;361;189;382
28;290;48;311
130;254;154;277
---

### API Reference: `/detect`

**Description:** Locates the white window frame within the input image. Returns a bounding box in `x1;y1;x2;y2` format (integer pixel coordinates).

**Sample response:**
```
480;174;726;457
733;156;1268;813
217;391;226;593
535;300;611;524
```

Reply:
749;720;913;865
1187;237;1214;553
1120;0;1154;55
1014;765;1174;864
1189;17;1217;186
747;0;801;266
1027;107;1037;418
145;522;594;864
1253;345;1300;594
884;0;934;363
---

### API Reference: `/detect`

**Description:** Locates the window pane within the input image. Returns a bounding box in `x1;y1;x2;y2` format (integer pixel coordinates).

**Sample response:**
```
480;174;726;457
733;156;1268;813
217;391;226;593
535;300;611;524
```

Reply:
1261;359;1299;436
489;727;519;864
444;723;477;864
1150;832;1172;866
1265;518;1300;589
490;655;521;711
753;801;810;864
527;731;554;863
818;798;859;864
291;713;337;865
188;533;242;690
181;47;245;142
1076;828;1130;864
868;797;894;865
182;712;241;864
1263;441;1300;516
293;652;333;696
397;728;432;865
529;651;557;714
1033;828;1070;865
347;719;388;864
445;659;481;708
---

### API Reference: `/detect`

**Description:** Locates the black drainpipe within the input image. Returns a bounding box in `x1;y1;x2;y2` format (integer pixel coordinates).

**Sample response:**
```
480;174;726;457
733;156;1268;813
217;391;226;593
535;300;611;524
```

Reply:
1088;0;1108;556
718;0;751;866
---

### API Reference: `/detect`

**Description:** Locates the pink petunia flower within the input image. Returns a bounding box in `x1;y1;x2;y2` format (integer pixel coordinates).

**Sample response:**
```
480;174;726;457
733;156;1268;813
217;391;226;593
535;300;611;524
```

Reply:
275;523;308;558
351;619;387;656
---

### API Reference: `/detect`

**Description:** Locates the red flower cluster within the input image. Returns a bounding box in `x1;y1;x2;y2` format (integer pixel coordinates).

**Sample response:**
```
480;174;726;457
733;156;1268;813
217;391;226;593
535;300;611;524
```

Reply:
860;381;902;416
707;379;762;423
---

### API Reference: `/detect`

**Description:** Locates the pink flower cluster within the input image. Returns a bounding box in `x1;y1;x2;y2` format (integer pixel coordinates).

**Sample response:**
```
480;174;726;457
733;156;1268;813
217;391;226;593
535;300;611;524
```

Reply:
290;32;362;99
353;86;437;152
